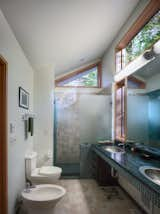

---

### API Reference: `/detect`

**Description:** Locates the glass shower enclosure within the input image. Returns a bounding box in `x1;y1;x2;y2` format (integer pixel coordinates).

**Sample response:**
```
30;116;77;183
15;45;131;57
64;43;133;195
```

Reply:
54;88;112;176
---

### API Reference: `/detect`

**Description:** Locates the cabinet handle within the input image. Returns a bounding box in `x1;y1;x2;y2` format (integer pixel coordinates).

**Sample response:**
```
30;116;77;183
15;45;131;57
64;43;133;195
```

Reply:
111;167;118;178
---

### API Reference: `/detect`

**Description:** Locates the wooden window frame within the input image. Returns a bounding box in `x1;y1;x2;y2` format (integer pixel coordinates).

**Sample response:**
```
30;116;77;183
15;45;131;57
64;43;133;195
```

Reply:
0;56;8;214
115;0;160;73
55;62;102;88
128;76;146;89
114;78;127;142
114;76;145;142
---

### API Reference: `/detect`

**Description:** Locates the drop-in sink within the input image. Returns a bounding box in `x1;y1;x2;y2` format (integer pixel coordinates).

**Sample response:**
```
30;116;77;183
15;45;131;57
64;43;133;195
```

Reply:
139;166;160;186
102;145;125;153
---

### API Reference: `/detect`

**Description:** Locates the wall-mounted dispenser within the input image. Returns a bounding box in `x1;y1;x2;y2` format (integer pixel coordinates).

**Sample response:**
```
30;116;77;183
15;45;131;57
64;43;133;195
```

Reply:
22;113;36;139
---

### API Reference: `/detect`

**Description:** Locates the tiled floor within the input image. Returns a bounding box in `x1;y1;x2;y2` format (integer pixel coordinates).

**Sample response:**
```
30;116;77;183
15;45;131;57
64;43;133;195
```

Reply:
53;179;144;214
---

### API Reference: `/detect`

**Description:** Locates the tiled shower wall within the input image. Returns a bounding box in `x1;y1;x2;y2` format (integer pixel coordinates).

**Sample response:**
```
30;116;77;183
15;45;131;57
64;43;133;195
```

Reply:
55;90;112;164
56;97;80;163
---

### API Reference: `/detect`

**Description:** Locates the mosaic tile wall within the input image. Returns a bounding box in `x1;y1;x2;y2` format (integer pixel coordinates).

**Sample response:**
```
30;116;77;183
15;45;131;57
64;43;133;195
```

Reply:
56;99;80;163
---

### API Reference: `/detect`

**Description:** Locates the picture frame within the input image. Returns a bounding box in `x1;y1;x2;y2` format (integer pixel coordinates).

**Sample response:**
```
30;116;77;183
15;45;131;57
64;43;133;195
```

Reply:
19;87;29;109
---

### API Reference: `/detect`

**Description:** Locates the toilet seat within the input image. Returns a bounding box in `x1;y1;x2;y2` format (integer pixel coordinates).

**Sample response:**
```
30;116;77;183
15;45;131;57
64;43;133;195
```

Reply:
30;167;62;184
39;166;62;176
30;166;62;181
31;168;46;178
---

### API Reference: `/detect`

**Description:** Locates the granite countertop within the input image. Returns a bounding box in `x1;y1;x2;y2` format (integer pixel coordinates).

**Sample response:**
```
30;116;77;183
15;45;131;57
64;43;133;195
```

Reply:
93;144;160;194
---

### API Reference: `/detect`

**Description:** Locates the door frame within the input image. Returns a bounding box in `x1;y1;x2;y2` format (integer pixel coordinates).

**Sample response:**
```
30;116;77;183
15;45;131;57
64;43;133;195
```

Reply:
0;55;8;214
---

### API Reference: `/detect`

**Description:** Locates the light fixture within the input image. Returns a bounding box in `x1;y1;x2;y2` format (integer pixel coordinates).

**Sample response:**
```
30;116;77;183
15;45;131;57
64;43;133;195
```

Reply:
143;49;155;60
80;58;85;62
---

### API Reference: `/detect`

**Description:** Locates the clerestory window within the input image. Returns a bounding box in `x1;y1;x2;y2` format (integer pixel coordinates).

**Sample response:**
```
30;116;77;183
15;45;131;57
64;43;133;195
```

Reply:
55;62;102;88
116;0;160;73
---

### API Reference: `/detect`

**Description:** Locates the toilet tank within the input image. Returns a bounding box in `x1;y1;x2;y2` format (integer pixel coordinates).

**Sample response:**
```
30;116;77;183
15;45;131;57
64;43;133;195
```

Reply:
25;152;37;179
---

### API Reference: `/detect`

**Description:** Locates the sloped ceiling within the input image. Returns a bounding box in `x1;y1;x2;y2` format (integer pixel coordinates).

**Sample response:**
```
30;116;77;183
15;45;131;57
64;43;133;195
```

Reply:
0;0;139;75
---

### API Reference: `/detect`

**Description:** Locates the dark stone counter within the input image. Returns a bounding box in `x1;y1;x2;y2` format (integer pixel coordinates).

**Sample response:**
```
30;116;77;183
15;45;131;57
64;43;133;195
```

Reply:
92;144;160;194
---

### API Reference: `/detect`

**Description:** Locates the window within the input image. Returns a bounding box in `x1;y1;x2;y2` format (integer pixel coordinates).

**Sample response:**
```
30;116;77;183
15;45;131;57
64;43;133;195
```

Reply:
125;11;160;64
55;62;102;88
115;80;126;141
116;0;160;73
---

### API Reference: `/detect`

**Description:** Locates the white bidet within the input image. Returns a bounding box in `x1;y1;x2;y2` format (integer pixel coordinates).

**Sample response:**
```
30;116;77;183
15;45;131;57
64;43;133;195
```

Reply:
22;184;66;214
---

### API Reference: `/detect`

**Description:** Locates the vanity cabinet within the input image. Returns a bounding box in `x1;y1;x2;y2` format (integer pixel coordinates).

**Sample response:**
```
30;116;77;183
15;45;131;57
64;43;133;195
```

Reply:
119;175;160;214
93;153;118;186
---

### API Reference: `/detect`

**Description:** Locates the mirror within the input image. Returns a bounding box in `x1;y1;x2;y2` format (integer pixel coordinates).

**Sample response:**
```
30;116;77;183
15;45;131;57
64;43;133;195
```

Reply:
127;55;160;148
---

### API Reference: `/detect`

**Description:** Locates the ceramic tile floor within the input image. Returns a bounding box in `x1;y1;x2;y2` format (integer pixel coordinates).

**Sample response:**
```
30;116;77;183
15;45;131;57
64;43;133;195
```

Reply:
53;179;144;214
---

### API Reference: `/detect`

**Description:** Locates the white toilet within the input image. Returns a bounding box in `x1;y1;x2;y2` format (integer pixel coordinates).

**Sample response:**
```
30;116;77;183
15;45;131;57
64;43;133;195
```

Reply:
25;152;62;184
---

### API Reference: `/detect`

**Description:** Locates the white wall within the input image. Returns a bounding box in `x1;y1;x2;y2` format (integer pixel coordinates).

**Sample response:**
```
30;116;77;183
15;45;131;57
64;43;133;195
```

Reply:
147;73;160;92
34;65;54;167
0;9;34;214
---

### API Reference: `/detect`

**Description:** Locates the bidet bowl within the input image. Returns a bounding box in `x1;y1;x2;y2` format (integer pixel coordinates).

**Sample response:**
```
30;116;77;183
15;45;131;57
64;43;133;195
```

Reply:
22;184;66;214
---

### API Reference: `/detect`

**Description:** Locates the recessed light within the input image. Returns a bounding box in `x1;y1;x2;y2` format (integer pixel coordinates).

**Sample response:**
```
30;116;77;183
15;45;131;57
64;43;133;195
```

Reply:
80;58;85;62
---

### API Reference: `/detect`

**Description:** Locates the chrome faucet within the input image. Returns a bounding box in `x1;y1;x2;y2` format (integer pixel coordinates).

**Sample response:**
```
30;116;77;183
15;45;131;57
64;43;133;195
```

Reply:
24;182;31;193
118;143;125;150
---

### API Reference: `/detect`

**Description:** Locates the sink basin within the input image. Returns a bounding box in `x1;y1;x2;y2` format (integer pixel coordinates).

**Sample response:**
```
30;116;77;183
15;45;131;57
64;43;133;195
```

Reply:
139;166;160;186
102;145;125;153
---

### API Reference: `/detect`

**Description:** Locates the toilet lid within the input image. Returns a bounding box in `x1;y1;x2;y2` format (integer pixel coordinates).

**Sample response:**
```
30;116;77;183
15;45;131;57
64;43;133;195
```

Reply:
39;166;62;176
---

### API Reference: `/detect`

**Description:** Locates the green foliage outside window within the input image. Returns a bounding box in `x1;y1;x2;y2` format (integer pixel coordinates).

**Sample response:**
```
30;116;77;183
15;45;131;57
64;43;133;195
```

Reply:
80;70;97;86
64;69;98;87
125;11;160;64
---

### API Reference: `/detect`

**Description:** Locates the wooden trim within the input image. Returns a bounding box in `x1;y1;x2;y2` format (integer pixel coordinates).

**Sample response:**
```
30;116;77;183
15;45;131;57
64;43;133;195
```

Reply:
55;62;102;88
0;56;8;214
128;76;146;89
116;79;125;88
124;78;128;142
97;62;102;88
116;0;160;50
116;137;126;143
113;83;116;140
56;85;100;89
115;79;127;142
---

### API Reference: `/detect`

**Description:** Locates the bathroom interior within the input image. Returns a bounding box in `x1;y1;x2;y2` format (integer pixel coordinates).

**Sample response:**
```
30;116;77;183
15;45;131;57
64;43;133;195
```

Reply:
0;0;160;214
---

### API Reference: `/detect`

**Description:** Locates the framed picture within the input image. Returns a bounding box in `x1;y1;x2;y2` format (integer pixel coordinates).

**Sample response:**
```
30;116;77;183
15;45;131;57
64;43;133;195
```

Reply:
19;87;29;109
